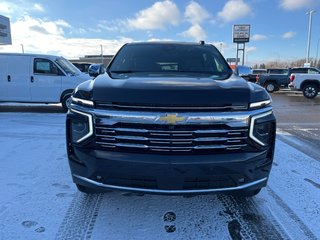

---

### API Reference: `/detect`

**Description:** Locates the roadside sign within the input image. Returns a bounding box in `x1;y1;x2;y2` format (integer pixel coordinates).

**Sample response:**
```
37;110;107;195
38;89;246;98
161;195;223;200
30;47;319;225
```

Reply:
233;24;250;43
304;63;311;67
226;58;240;63
0;15;12;45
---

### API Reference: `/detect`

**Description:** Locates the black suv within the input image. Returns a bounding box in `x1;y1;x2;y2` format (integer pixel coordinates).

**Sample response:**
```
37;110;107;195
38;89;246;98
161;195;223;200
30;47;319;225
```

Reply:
66;42;276;197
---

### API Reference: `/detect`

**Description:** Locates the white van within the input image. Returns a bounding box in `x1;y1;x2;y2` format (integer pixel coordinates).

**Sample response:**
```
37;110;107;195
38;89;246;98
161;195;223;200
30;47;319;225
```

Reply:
0;53;91;111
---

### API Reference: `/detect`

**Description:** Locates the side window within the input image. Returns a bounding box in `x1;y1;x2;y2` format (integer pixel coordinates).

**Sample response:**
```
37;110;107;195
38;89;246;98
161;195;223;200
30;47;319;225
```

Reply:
308;68;319;74
34;58;59;75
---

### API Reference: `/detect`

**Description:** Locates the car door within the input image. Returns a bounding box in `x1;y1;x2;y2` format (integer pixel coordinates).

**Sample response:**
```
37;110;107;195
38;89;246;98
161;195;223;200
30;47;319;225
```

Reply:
31;58;63;102
5;55;32;101
0;56;8;100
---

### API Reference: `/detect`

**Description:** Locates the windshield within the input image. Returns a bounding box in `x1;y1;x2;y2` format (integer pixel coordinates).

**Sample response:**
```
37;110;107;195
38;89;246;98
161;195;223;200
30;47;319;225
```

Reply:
108;43;232;79
56;57;81;75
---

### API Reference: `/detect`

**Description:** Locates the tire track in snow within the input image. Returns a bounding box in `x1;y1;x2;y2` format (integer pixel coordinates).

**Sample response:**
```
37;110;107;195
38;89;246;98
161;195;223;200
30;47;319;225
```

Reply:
266;187;318;240
55;192;103;240
218;194;288;240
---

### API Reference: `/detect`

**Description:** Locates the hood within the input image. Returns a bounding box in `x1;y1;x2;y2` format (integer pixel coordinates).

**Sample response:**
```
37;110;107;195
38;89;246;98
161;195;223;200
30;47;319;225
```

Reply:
91;74;251;108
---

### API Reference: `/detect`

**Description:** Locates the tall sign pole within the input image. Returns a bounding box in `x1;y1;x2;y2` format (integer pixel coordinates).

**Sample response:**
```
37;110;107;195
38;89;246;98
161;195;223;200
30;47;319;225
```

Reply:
233;24;250;66
306;10;316;65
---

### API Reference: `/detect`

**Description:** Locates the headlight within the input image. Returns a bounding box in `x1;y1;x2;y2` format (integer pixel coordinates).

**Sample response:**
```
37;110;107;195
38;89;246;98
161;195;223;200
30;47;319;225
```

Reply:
71;97;94;108
70;109;93;143
249;111;274;146
249;99;271;109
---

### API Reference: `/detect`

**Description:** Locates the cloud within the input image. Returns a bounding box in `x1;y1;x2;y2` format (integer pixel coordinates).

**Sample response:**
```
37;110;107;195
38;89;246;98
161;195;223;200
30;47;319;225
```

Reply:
0;2;12;14
33;3;44;12
252;34;267;41
0;1;46;18
181;24;207;41
185;1;210;24
282;31;296;39
0;16;133;58
29;25;50;34
280;0;319;11
126;0;180;30
147;38;174;42
218;0;251;23
246;46;257;53
211;41;229;53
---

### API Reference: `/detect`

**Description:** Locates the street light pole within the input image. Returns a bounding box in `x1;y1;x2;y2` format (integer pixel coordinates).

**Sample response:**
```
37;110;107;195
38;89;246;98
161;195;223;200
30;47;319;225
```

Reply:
316;38;320;66
306;10;316;64
100;44;103;64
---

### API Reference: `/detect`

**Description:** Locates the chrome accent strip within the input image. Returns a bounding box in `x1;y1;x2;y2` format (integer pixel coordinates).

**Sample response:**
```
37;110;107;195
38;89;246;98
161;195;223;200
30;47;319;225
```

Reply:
71;97;94;106
73;174;268;194
249;100;271;109
249;110;273;146
95;142;247;150
71;105;273;126
70;109;93;143
96;103;247;111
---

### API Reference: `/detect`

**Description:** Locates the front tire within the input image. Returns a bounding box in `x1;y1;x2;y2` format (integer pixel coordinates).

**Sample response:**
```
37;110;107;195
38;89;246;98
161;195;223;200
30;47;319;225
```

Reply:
61;93;72;112
264;82;276;93
302;84;318;99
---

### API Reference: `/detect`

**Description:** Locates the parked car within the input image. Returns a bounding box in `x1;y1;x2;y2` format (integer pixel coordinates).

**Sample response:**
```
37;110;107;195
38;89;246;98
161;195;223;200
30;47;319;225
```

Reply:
256;67;320;92
72;62;93;73
267;68;287;74
0;53;90;111
289;71;320;98
66;41;276;197
230;65;253;81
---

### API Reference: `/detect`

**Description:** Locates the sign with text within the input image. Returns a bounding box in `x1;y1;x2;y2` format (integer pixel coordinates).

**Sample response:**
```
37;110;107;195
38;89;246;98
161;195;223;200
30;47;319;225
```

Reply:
226;58;240;63
0;15;12;45
233;24;250;43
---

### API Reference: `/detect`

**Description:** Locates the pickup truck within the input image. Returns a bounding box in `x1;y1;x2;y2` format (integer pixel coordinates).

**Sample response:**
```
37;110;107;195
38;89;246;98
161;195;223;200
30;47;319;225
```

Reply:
289;73;320;98
66;41;276;197
256;67;320;92
240;68;267;83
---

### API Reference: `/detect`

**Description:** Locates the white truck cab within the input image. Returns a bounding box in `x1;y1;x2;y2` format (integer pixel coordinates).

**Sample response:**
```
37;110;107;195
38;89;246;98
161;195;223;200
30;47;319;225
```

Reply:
0;53;91;111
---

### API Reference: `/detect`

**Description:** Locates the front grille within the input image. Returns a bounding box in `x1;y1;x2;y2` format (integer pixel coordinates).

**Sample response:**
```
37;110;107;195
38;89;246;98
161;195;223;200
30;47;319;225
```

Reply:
94;122;249;154
95;102;248;112
98;175;240;190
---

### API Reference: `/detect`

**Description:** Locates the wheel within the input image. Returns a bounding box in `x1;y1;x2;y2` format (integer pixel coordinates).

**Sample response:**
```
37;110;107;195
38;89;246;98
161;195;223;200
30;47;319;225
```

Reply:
264;82;276;93
61;93;72;112
302;84;318;99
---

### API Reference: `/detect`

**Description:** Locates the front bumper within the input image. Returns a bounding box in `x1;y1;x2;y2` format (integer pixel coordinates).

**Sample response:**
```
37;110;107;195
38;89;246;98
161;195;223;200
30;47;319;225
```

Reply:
68;147;272;194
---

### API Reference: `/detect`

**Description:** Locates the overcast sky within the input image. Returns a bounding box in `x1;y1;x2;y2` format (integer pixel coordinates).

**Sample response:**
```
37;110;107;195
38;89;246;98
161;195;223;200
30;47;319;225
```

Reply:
0;0;320;65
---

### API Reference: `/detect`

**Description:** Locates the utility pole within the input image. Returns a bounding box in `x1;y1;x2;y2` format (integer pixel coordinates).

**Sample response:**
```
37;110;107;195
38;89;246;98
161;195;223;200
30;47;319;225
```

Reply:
21;44;24;53
100;44;103;64
306;10;316;64
316;38;320;66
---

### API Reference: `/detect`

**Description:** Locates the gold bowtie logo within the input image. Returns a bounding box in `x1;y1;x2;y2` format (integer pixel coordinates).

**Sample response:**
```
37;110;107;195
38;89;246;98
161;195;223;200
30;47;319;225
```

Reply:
159;114;185;125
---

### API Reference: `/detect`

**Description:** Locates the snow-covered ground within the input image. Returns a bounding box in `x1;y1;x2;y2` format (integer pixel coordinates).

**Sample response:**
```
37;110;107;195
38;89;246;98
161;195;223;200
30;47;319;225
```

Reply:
0;112;319;240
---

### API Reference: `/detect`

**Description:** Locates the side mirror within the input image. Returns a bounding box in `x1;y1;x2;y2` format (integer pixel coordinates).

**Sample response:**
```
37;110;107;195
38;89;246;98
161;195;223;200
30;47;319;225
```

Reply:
88;64;105;78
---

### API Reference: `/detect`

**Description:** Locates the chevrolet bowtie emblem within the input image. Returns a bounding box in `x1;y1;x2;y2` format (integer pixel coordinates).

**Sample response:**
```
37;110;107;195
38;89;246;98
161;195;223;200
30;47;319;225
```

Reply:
159;114;185;125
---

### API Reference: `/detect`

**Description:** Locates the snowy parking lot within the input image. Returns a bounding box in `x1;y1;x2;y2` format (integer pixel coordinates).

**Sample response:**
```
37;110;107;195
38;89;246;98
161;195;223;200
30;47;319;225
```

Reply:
0;97;319;240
